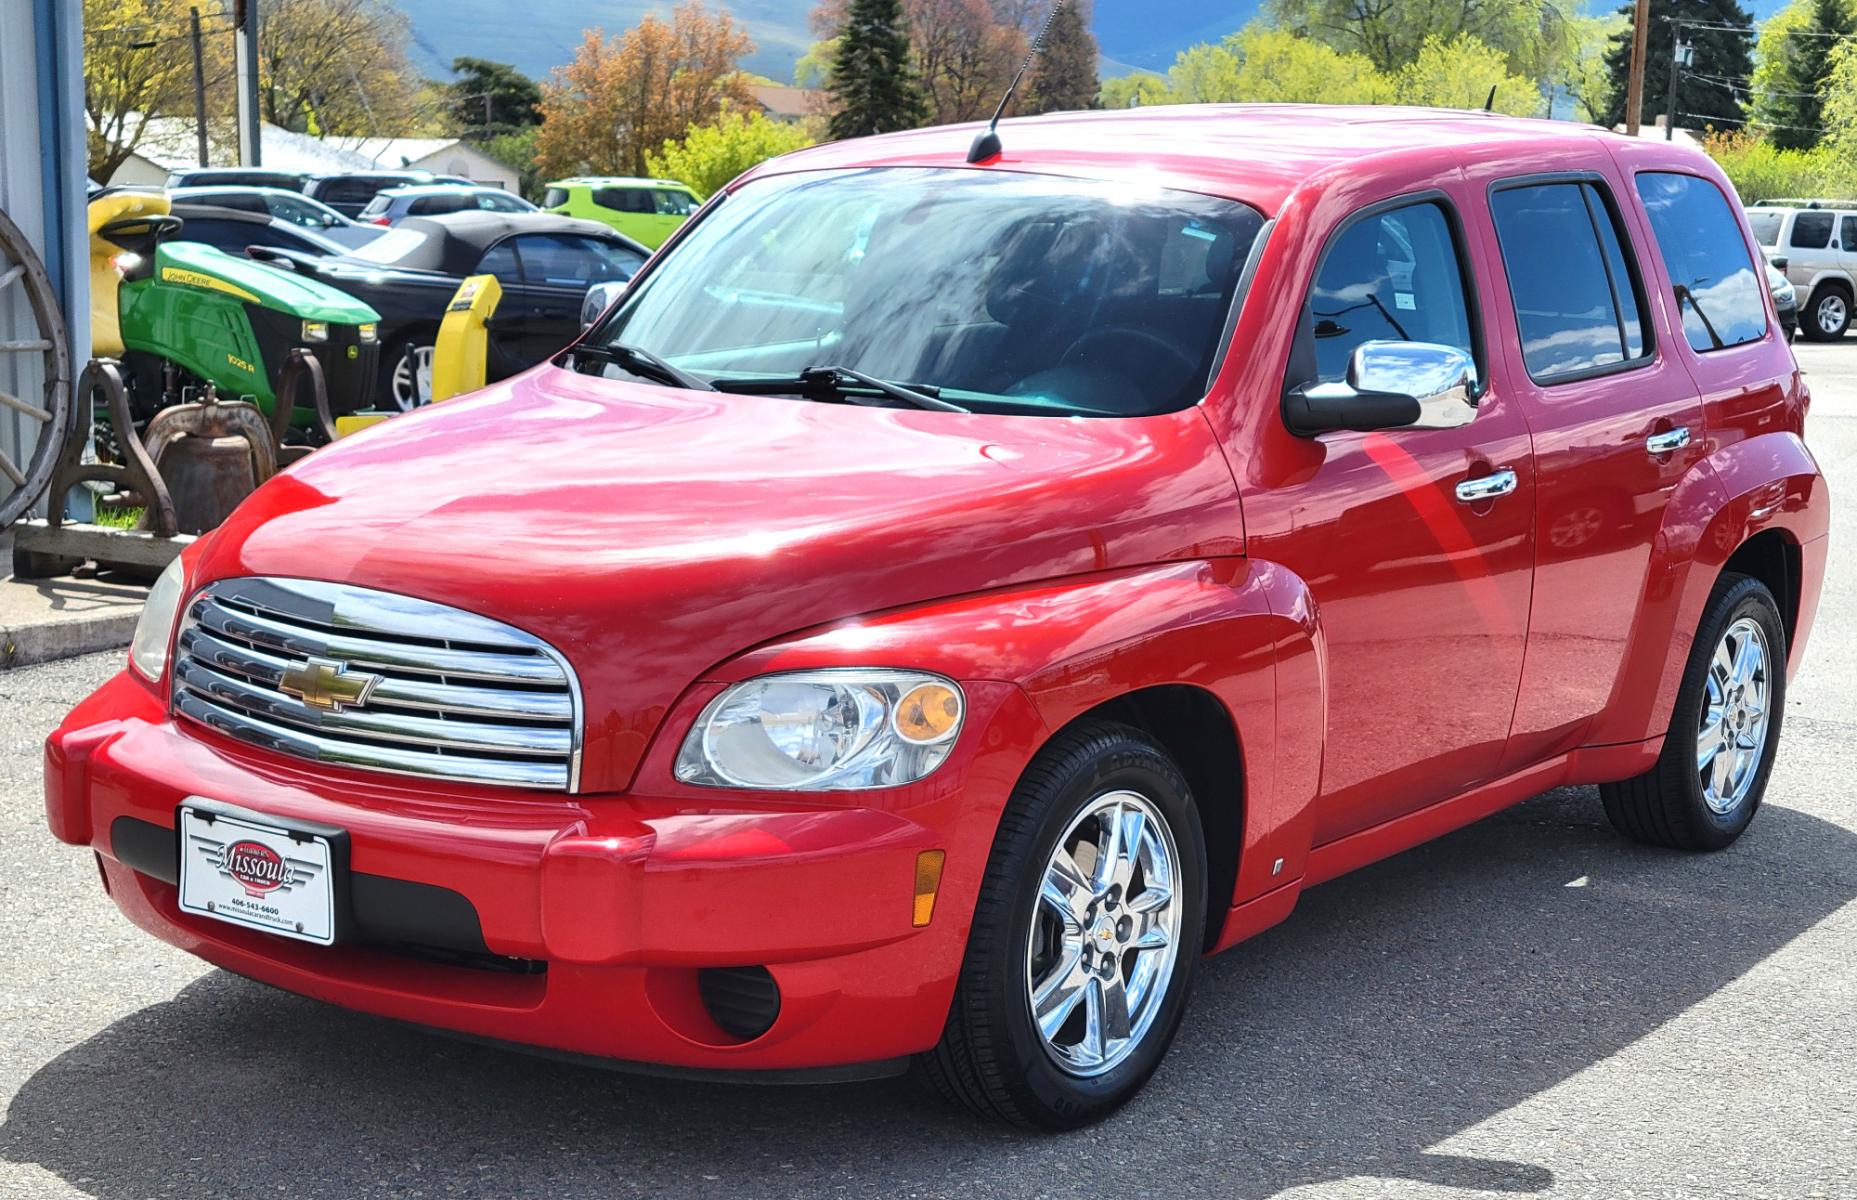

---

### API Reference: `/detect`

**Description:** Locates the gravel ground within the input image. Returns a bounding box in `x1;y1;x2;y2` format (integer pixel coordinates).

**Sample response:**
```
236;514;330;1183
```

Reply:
2;343;1854;1200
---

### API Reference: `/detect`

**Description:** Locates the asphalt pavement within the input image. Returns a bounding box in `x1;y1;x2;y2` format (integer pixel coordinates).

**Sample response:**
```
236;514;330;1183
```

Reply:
3;343;1855;1200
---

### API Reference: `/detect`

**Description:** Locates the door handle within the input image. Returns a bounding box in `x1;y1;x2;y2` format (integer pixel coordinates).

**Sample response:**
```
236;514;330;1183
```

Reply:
1646;426;1691;455
1455;468;1518;503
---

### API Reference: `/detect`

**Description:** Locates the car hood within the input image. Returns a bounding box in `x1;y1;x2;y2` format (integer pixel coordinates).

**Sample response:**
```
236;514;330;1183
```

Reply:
195;367;1245;791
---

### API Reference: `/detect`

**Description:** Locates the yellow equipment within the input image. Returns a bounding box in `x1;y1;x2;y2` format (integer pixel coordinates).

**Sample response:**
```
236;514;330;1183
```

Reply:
88;191;170;357
429;273;502;403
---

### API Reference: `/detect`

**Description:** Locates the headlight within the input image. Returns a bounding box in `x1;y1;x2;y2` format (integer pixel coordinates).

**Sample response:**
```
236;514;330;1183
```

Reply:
129;557;187;682
300;320;330;342
1775;281;1797;305
357;322;379;344
675;670;965;790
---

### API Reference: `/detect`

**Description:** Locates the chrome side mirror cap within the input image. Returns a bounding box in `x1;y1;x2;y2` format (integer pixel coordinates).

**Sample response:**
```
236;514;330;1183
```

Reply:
580;280;628;331
1282;340;1479;437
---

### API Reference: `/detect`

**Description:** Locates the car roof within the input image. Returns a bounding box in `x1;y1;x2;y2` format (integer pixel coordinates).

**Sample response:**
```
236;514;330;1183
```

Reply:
170;185;303;198
379;184;506;198
736;103;1658;216
357;212;639;275
548;176;690;190
170;202;272;225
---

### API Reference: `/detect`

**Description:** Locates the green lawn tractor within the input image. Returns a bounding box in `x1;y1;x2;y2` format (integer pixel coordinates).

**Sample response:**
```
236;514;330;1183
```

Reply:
91;191;382;426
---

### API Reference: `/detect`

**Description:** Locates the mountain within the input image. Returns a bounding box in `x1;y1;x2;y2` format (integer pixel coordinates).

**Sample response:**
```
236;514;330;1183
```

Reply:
391;0;1260;84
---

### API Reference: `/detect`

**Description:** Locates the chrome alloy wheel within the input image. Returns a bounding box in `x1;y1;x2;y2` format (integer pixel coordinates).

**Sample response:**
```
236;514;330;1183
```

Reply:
1699;616;1772;815
1819;292;1849;335
390;345;435;411
1026;790;1183;1077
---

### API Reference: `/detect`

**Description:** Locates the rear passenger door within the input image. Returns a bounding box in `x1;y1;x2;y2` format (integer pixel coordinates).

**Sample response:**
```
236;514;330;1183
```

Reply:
1472;166;1707;767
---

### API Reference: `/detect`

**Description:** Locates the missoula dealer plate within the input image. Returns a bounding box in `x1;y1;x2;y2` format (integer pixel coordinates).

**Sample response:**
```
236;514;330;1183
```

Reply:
178;804;336;946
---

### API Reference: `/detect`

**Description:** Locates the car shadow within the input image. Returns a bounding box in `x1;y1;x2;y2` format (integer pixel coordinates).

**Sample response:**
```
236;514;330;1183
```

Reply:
4;785;1854;1199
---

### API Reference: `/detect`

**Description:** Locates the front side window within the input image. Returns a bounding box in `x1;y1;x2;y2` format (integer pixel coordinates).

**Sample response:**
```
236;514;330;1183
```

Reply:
1790;210;1833;250
1842;215;1857;249
1635;172;1768;352
510;234;641;286
654;189;697;216
596;167;1265;417
272;195;340;228
1307;201;1473;384
1491;180;1649;381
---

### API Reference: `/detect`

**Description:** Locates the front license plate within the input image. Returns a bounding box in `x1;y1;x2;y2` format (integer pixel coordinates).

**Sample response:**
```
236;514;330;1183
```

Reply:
178;805;337;945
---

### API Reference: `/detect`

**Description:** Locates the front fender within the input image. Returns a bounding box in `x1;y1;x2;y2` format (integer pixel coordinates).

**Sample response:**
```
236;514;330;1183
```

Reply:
1589;430;1828;746
719;559;1326;906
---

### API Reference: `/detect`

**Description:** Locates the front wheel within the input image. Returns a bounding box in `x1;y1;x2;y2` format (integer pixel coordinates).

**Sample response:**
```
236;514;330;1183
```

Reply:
921;720;1206;1128
1601;573;1786;851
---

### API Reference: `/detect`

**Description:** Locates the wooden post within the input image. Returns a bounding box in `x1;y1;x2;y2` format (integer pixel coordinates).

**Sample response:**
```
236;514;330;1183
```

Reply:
1624;0;1651;137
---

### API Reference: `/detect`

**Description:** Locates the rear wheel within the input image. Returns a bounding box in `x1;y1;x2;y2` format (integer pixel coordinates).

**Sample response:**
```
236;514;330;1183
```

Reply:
1601;573;1786;851
921;720;1206;1128
1802;283;1851;341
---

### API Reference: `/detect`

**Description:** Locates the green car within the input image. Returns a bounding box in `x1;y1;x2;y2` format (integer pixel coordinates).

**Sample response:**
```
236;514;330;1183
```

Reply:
541;177;699;249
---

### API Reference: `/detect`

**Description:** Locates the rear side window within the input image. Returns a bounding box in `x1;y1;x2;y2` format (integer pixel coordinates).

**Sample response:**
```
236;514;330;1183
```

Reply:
595;187;654;214
1746;211;1783;247
1309;201;1474;384
1790;210;1833;249
1491;181;1648;381
543;187;569;208
359;195;391;217
321;178;385;206
1635;172;1768;352
410;195;464;215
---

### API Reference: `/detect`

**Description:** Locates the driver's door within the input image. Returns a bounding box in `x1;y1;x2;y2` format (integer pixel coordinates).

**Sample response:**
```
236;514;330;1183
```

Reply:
1243;191;1537;845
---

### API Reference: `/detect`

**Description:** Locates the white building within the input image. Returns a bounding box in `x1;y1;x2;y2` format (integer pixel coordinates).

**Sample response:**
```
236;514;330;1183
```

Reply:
340;138;521;191
105;121;522;192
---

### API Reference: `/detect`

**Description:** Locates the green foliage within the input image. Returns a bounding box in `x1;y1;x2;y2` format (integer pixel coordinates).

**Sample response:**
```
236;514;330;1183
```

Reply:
1750;0;1857;149
1821;36;1857;150
1396;33;1543;115
478;127;542;200
1561;13;1628;124
1098;73;1171;109
795;39;838;88
451;57;543;136
1601;0;1752;130
826;0;928;138
1024;0;1100;114
646;107;815;199
1701;128;1857;201
1266;0;1576;79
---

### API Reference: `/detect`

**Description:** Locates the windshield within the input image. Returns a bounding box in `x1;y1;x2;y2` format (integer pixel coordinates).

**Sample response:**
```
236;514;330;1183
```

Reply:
593;167;1265;416
1746;211;1783;247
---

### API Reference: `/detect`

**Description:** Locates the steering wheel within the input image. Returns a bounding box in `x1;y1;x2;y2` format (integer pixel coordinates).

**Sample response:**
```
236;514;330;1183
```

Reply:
98;214;184;252
1060;325;1200;384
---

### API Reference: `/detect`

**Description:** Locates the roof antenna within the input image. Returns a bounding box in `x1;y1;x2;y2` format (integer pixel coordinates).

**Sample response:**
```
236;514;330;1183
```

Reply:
1483;85;1497;112
967;0;1069;164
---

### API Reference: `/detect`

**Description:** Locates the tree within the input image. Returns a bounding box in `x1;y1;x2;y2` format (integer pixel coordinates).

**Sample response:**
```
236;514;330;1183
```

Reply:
1024;0;1100;114
1560;13;1628;125
1103;27;1393;107
1750;0;1857;149
479;127;542;199
450;57;542;137
825;0;929;138
535;2;756;178
1601;0;1752;131
83;0;224;179
907;0;1027;124
1396;33;1543;114
646;107;815;198
258;0;432;136
1268;0;1577;80
1098;72;1172;108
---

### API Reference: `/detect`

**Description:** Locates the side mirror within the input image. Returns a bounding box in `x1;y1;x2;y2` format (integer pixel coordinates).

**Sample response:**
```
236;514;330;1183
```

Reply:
1282;340;1479;437
580;280;627;331
1770;255;1790;271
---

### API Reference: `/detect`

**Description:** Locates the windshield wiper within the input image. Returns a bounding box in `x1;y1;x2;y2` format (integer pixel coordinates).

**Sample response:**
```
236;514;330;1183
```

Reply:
712;365;970;413
563;342;714;391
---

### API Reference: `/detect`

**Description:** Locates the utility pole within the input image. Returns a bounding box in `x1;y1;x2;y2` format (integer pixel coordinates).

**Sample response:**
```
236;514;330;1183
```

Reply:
1624;0;1651;136
233;0;262;166
190;7;209;166
1665;27;1694;141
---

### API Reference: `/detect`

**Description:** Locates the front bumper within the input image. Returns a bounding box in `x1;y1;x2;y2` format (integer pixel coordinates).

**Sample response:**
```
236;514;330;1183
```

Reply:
46;671;1044;1072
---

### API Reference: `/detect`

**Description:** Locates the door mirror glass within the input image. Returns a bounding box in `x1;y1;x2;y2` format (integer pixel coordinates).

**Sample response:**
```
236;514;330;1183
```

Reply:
581;279;627;330
1284;340;1478;436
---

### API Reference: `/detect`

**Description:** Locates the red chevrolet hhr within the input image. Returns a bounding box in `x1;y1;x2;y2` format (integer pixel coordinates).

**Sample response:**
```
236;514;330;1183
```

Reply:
46;106;1827;1128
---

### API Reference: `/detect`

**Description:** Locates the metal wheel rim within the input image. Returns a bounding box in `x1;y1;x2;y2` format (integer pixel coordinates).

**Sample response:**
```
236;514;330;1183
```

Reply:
0;206;72;529
1819;294;1847;333
1025;789;1183;1078
389;345;435;411
1698;616;1771;815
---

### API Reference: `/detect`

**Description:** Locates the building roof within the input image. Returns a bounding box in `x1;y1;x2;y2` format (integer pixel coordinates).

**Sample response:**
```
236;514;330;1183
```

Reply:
344;138;471;169
743;103;1641;216
114;116;376;177
747;84;820;121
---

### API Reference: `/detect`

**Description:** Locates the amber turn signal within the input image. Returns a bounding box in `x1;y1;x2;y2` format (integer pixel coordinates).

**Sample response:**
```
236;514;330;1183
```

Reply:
894;683;962;744
912;849;946;927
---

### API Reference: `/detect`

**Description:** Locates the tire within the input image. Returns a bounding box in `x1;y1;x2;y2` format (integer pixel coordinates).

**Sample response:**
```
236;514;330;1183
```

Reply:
1801;283;1851;341
1601;573;1786;851
920;720;1207;1129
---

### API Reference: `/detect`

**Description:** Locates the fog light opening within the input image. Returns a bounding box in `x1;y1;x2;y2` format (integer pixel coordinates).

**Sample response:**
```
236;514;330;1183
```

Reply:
913;849;946;928
697;965;781;1042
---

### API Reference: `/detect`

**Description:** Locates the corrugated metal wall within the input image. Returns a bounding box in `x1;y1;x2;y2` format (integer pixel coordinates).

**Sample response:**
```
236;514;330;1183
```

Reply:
0;0;84;522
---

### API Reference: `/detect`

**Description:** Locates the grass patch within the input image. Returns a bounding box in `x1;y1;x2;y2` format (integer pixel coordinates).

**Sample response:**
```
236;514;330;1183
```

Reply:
92;506;145;530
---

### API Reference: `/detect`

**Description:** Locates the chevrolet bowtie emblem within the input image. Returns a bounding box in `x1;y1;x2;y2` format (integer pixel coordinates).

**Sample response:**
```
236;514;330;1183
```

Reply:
278;657;382;713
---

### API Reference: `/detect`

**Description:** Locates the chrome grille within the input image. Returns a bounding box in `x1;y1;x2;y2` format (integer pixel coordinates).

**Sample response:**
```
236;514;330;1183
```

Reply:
172;577;582;791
